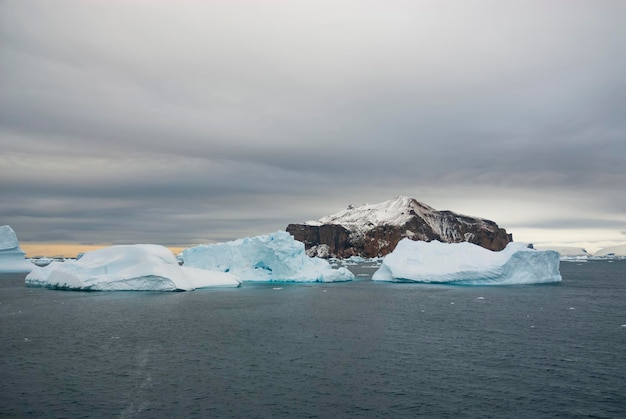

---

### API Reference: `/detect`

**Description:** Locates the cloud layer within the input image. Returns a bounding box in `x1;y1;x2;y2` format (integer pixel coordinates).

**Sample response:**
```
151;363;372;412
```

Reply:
1;0;625;250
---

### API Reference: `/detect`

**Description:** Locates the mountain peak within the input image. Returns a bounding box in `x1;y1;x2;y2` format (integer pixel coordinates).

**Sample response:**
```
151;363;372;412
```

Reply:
306;196;436;231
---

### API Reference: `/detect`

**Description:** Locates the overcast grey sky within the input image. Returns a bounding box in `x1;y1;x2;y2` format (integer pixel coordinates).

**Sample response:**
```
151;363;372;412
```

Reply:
1;0;625;251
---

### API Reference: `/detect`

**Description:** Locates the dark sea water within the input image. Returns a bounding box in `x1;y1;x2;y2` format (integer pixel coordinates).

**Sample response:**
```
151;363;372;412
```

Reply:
1;261;625;418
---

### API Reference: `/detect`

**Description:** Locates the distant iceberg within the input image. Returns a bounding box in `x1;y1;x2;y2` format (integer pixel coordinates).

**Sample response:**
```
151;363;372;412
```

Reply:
535;246;591;261
182;231;354;282
0;225;34;273
372;239;561;285
26;244;241;291
594;244;626;258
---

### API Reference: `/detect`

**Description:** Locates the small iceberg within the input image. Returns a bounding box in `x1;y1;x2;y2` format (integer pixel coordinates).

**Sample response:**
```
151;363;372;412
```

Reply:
0;225;34;274
372;239;561;285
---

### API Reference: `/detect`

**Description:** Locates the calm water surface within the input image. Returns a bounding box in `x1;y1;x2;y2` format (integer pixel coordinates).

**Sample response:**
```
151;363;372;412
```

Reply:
1;261;625;418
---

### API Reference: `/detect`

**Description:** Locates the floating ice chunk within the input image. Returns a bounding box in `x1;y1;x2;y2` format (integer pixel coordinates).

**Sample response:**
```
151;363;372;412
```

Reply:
182;231;353;282
372;239;561;285
0;225;21;251
0;225;34;273
25;245;240;291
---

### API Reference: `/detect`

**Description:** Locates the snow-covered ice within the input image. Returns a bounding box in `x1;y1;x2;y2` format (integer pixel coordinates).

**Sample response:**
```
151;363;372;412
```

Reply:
594;244;626;258
182;231;354;282
25;244;241;291
372;239;561;285
0;225;34;273
535;246;591;261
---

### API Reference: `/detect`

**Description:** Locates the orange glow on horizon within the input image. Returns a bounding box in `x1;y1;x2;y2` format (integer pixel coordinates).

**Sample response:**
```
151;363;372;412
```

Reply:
20;243;187;258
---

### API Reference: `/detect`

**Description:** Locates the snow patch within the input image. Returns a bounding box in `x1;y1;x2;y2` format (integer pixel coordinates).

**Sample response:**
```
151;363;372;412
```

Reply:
306;244;330;258
306;196;434;232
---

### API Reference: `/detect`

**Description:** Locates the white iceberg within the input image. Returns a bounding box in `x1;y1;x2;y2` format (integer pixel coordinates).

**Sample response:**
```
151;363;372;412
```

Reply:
535;246;591;261
372;239;561;285
25;244;241;291
0;225;34;273
182;231;354;282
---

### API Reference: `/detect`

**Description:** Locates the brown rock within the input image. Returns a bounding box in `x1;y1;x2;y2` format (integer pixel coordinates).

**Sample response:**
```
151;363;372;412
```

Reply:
286;197;512;258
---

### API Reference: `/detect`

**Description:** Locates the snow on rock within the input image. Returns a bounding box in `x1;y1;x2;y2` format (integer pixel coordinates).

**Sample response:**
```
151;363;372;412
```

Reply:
25;244;241;291
182;231;354;282
0;225;34;273
288;196;512;258
372;239;561;285
311;196;432;230
305;196;503;244
306;244;330;258
594;244;626;258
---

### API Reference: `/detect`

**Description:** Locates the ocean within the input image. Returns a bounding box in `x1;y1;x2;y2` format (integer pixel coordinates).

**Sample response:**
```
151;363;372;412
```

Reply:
1;260;625;418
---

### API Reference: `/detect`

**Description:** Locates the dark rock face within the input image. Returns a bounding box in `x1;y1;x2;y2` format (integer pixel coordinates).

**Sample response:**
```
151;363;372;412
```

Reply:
286;197;513;258
286;224;355;257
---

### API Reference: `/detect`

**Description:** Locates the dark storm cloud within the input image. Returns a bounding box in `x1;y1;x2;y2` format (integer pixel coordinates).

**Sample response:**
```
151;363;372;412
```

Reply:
1;0;625;246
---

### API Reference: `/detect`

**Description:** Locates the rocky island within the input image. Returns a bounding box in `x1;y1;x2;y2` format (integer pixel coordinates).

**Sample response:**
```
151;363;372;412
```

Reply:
287;196;512;258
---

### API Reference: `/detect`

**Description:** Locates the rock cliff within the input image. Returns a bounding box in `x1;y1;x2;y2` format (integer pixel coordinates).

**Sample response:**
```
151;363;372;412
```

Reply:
286;196;513;258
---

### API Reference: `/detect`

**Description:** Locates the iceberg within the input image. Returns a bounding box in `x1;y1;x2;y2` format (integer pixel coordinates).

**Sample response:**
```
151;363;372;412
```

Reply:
182;231;354;282
25;244;241;291
372;239;561;285
535;246;591;261
0;225;34;273
594;244;626;259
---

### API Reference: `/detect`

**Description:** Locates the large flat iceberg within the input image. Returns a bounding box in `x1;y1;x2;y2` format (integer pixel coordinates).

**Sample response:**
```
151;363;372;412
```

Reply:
0;225;34;273
182;231;354;282
372;239;561;285
26;244;241;291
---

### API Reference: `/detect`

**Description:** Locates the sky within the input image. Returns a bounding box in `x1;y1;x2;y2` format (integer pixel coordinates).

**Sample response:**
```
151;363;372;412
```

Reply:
1;0;625;255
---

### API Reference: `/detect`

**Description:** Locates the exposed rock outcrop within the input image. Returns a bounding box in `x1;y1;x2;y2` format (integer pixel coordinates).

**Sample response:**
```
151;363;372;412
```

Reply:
286;196;512;258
